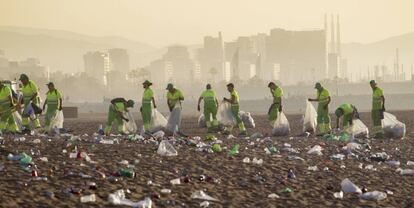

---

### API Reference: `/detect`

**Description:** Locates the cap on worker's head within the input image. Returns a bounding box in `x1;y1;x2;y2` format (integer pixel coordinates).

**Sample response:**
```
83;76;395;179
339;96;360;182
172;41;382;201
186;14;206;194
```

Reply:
335;108;344;117
19;74;29;81
370;80;376;85
46;82;54;86
226;83;234;88
127;99;135;107
142;80;152;85
314;82;322;89
206;84;211;89
166;83;174;90
268;82;275;87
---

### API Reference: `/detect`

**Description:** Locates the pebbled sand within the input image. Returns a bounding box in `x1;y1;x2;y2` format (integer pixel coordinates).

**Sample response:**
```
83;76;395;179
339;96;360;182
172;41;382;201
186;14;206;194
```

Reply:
0;111;414;207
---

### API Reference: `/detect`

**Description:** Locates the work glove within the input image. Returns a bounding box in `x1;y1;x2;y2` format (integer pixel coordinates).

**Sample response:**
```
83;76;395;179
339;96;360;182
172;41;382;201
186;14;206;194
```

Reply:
124;118;129;122
197;105;200;112
279;105;283;112
59;106;63;111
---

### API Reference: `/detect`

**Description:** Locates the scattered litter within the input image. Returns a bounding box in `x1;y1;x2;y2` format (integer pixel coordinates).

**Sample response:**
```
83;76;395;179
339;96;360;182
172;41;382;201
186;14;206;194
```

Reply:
200;201;210;207
157;140;178;156
170;178;181;185
252;157;263;165
333;191;343;199
191;190;219;201
360;191;387;201
80;194;96;203
268;193;280;198
242;157;251;163
108;189;152;207
330;154;345;161
341;178;362;194
307;145;323;156
272;112;290;136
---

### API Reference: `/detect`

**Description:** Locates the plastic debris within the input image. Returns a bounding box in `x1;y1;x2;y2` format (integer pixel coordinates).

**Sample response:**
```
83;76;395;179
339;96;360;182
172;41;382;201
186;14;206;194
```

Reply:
160;189;171;194
307;166;318;171
385;160;400;166
307;145;323;156
268;193;280;198
360;191;387;201
348;119;369;138
407;161;414;166
32;139;41;144
157;140;178;156
370;152;390;162
252;158;263;165
170;178;181;185
288;156;305;161
108;189;153;207
341;178;362;194
191;190;219;201
382;112;406;138
240;111;255;128
242;157;251;163
330;154;345;161
303;100;317;134
200;201;210;207
282;187;293;193
333;191;343;199
211;144;222;153
228;144;239;156
398;169;414;175
287;169;296;179
80;194;96;203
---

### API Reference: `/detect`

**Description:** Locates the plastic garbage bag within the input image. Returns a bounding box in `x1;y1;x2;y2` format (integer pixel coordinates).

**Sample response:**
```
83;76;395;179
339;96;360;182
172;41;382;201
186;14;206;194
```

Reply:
303;100;317;134
349;119;369;138
49;110;64;131
150;109;167;132
166;107;182;132
12;111;23;131
272;112;290;136
382;112;406;138
191;190;219;201
341;178;362;194
307;145;323;156
240;111;255;128
198;114;206;128
122;111;137;134
217;101;237;126
360;191;387;201
157;140;178;156
108;189;152;207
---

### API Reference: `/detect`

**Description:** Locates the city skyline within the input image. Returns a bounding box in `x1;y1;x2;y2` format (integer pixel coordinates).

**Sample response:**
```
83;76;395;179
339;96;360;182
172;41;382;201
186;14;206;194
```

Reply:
1;0;413;47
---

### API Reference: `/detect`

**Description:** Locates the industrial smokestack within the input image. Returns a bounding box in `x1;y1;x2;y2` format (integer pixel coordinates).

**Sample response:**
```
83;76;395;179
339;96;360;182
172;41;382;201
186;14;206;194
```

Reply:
336;14;341;55
330;14;335;53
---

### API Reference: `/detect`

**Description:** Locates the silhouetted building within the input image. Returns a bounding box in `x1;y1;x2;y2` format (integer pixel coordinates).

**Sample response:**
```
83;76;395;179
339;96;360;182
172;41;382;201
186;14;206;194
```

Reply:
83;51;111;85
199;32;224;82
0;57;47;78
108;48;130;73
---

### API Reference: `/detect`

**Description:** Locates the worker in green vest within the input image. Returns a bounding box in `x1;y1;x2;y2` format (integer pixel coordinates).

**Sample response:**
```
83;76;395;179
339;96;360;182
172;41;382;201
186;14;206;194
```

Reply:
141;80;157;132
0;81;18;133
223;83;247;136
104;98;135;136
19;74;42;131
166;83;184;111
308;82;331;135
267;82;283;126
335;103;359;130
198;84;219;132
370;80;385;137
42;82;63;132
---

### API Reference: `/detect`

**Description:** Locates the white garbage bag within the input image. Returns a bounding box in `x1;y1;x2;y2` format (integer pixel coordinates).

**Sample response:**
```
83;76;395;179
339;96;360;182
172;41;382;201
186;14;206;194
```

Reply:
198;114;206;128
149;109;167;132
49;110;64;131
217;101;237;126
12;111;23;131
382;112;406;138
240;111;255;128
303;100;317;134
349;119;369;138
157;140;178;156
341;178;362;194
122;111;137;134
272;112;290;136
166;107;182;132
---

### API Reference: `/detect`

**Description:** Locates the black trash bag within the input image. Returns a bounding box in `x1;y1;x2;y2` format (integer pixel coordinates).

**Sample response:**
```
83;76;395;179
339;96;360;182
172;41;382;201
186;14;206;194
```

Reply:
31;102;43;115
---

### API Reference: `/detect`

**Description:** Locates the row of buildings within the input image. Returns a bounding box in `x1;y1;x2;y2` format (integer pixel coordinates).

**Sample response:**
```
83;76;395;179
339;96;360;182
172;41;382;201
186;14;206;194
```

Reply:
0;50;48;79
148;14;347;86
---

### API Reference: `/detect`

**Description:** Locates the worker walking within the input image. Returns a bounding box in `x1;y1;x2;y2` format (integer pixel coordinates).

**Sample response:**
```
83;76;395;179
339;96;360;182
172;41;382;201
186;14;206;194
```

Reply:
42;82;63;132
335;103;359;130
223;83;247;136
0;81;18;133
141;80;157;133
166;83;184;133
267;82;283;126
197;84;219;132
19;74;42;131
308;82;331;135
370;80;385;138
104;98;135;136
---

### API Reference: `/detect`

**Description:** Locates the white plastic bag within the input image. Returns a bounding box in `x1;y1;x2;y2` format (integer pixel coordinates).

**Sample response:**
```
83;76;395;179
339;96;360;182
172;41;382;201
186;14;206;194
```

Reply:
307;145;323;156
382;112;406;138
349;119;369;138
108;189;153;207
157;140;178;156
191;190;219;201
240;111;255;128
166;107;182;132
149;109;167;132
217;101;237;126
360;191;387;201
272;112;290;136
341;178;362;194
122;111;137;134
49;110;64;130
12;111;23;131
198;114;206;128
303;100;317;134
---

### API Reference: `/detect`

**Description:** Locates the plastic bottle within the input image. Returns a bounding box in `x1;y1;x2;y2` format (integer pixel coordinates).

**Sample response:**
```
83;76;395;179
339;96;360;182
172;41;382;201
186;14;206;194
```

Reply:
228;144;240;156
118;168;135;178
98;125;104;135
288;169;296;179
19;153;32;165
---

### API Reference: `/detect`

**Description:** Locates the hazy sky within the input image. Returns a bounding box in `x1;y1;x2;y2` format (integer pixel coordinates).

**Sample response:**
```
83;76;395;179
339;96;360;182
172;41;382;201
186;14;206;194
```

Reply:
1;0;413;47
